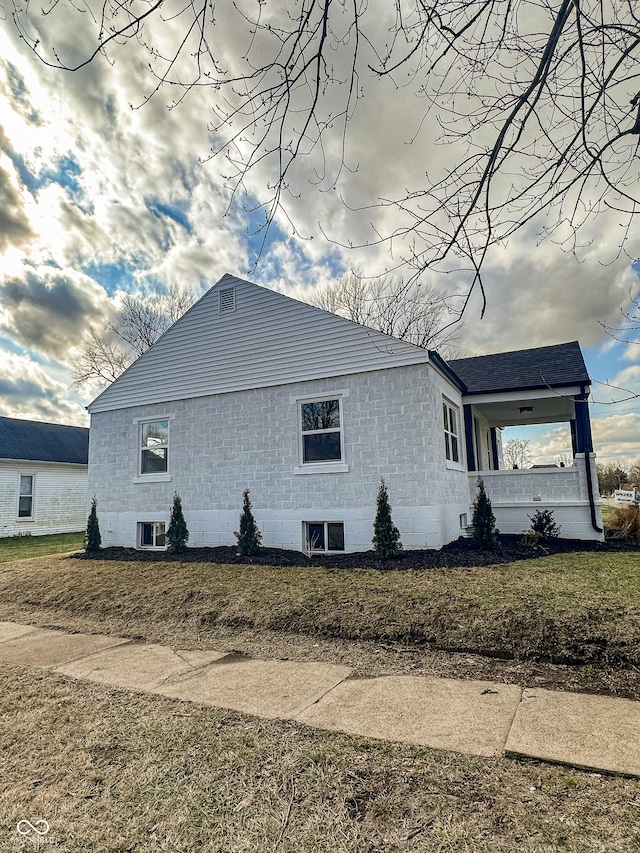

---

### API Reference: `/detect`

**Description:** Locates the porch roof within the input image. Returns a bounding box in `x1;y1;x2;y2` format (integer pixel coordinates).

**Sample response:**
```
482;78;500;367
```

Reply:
447;341;589;396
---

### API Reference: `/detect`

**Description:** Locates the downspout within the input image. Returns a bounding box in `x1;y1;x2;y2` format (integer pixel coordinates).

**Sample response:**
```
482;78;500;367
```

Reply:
584;452;603;534
576;383;603;534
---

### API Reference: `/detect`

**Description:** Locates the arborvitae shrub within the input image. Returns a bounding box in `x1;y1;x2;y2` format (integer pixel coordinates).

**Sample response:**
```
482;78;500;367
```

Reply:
84;497;102;552
372;478;403;559
472;477;499;550
235;489;262;556
166;492;189;553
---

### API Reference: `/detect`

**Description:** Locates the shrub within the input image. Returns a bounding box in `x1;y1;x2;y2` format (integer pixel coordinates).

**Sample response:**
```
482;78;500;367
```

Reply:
84;497;102;552
372;478;403;558
528;508;561;540
472;477;499;550
607;504;640;542
166;492;190;553
235;489;262;557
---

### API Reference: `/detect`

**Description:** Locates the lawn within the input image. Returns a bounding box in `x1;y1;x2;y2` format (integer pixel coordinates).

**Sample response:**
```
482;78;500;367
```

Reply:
1;550;639;663
2;664;639;852
0;548;639;696
0;531;83;563
2;547;640;850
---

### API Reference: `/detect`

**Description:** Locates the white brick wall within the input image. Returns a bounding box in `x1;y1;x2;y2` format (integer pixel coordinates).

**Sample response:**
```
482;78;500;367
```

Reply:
471;453;604;540
89;364;470;551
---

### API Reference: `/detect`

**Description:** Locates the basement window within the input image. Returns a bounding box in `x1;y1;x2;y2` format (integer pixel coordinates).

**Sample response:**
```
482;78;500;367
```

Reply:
138;522;166;549
303;521;345;552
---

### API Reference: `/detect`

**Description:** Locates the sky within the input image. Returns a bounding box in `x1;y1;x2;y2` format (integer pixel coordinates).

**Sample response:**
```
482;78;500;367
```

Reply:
0;3;639;467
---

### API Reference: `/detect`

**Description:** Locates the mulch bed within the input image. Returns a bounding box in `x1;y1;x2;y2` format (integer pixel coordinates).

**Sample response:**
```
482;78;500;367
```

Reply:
75;534;639;569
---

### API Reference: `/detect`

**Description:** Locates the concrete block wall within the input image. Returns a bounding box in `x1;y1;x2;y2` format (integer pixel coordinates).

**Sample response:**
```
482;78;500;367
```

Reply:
470;454;603;540
89;364;470;551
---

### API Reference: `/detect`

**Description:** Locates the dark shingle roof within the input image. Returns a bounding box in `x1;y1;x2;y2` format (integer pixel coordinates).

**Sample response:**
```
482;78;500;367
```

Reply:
0;417;89;464
447;341;590;395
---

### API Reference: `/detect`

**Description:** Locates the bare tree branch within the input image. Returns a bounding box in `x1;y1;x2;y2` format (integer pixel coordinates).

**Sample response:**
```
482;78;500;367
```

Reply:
308;269;463;356
71;285;196;386
13;1;640;308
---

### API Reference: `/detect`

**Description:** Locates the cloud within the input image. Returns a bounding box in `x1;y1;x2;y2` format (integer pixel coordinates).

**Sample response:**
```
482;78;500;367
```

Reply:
592;413;640;464
0;269;113;359
0;353;88;425
0;146;33;251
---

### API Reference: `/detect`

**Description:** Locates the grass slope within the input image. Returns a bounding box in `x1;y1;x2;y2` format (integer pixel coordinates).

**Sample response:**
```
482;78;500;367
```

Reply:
0;551;639;668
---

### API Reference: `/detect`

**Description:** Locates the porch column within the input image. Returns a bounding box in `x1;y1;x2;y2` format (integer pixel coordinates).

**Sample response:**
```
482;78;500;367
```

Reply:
464;404;476;471
490;427;500;470
574;388;594;454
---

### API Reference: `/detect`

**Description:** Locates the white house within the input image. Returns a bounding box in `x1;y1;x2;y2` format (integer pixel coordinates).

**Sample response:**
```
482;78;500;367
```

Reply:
87;274;603;552
0;417;89;537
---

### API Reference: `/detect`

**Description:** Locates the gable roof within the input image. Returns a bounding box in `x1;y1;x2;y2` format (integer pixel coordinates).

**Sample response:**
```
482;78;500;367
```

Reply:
447;341;590;395
89;274;434;414
0;417;89;464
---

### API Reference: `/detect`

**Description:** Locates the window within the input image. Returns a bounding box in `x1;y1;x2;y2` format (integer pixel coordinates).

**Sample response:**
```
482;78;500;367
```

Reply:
18;474;34;519
140;420;169;474
304;521;345;552
300;398;343;463
443;400;460;463
139;522;166;548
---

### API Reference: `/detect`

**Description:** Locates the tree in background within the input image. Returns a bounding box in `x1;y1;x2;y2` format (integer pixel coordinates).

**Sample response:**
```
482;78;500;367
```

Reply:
73;285;195;386
552;453;573;468
472;477;499;551
597;462;629;496
20;3;640;307
235;489;263;557
628;459;640;487
503;439;532;470
166;493;190;554
84;497;102;553
310;271;462;356
372;479;403;559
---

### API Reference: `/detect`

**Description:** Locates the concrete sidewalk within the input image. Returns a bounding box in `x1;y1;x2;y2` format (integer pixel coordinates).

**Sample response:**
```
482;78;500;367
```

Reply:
1;621;639;777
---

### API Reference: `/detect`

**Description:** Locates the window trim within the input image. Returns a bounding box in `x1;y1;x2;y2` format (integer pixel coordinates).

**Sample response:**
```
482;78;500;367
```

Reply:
17;473;34;521
297;395;346;468
443;398;464;469
137;417;171;477
303;521;345;553
138;521;166;549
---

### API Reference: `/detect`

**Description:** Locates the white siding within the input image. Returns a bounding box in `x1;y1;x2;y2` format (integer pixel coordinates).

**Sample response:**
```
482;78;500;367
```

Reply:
89;364;470;551
89;275;433;414
0;462;88;537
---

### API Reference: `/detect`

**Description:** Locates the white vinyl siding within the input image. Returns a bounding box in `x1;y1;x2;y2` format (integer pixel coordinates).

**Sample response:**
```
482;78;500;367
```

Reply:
0;462;87;537
89;275;432;414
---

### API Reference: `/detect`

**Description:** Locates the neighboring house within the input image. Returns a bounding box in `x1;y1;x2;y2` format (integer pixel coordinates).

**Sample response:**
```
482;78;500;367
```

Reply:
87;274;603;552
0;417;89;537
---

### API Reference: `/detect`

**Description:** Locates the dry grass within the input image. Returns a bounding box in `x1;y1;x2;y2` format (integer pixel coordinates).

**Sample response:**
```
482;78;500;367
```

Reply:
606;506;640;543
0;551;639;668
2;665;640;852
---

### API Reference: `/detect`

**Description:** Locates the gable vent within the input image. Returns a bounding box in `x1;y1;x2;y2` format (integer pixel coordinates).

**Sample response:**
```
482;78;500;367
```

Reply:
219;286;236;313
